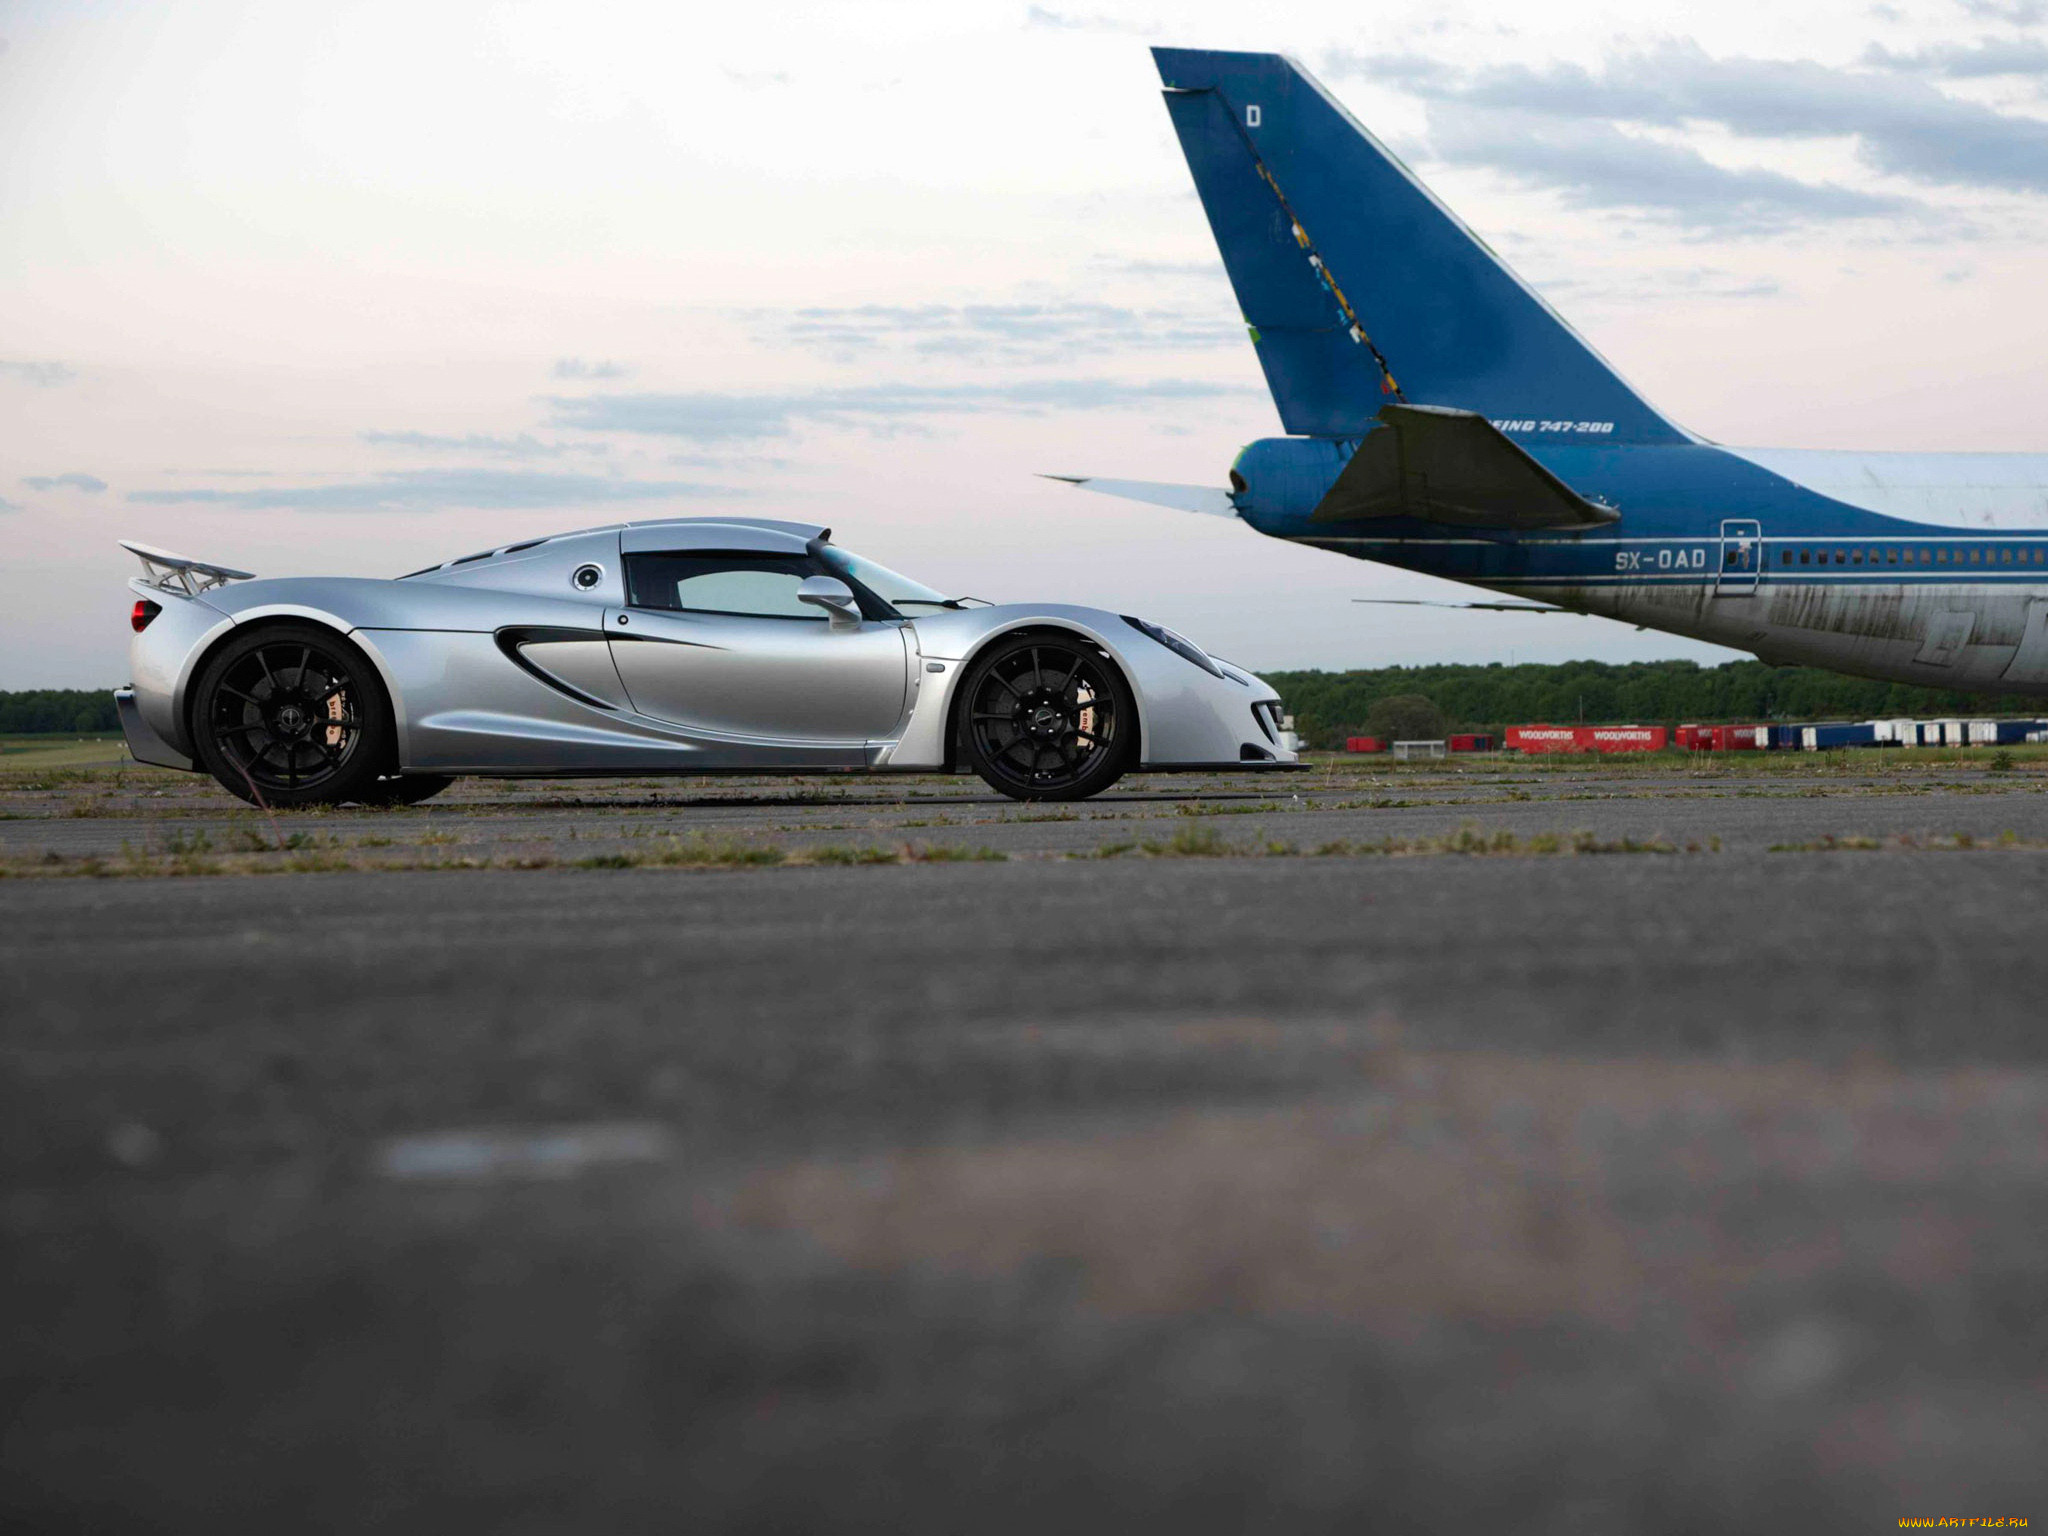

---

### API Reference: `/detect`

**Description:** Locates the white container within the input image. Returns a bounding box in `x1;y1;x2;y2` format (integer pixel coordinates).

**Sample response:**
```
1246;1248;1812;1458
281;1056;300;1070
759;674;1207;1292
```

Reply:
1937;719;1966;746
1968;720;2000;744
1392;740;1448;761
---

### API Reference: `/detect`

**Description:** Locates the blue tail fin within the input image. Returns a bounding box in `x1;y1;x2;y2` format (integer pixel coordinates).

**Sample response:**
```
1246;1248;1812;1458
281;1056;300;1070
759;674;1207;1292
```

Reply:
1153;48;1688;446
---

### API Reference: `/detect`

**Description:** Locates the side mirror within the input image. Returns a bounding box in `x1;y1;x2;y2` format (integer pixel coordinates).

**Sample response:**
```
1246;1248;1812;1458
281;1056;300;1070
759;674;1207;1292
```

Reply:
797;575;862;629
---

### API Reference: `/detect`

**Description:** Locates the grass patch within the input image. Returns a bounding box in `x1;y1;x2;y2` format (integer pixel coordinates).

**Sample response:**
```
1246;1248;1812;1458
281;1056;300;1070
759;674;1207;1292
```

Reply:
1143;824;1231;857
1769;830;2045;853
802;845;901;867
1074;824;1719;861
904;843;1007;863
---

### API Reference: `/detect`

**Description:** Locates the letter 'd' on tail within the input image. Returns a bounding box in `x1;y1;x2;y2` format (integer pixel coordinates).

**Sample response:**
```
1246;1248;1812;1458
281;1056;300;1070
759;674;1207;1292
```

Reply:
1153;48;1688;446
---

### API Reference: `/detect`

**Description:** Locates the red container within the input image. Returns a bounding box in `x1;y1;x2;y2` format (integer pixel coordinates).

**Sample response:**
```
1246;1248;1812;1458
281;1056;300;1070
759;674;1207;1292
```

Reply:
1447;734;1493;752
1344;736;1386;754
1505;725;1582;754
1585;726;1667;753
1676;724;1710;751
1709;725;1761;751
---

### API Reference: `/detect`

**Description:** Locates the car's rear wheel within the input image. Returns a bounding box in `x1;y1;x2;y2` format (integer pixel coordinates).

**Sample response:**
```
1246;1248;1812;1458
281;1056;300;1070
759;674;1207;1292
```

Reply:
960;633;1134;801
191;624;394;808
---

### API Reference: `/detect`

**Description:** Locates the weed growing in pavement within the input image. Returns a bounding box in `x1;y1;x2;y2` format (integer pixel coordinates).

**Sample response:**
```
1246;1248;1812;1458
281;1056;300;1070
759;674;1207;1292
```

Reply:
1145;823;1229;857
1768;830;2045;852
1083;824;1717;860
904;843;1007;863
805;845;902;866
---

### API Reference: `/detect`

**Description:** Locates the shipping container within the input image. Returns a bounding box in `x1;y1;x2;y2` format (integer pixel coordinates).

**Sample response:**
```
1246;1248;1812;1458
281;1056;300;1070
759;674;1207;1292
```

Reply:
1344;736;1386;754
1800;723;1878;750
1585;726;1667;753
1446;733;1494;752
1708;725;1764;751
1767;725;1802;750
1505;725;1583;754
1936;719;1966;746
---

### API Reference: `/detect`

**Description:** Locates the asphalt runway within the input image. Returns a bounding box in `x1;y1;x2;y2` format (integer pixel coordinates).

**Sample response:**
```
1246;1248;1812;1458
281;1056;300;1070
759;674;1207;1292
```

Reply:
4;757;2047;1530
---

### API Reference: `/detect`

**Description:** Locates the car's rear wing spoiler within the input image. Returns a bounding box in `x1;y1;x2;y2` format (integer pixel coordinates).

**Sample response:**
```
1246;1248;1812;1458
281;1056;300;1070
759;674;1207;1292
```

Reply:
119;540;256;596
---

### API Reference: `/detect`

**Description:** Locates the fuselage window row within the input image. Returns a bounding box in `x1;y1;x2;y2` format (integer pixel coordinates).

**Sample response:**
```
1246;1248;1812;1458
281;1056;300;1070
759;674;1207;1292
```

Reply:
1775;546;2040;568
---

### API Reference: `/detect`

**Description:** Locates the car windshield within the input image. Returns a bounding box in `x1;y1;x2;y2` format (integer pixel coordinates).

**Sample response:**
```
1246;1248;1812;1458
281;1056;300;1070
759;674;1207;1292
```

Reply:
816;545;957;610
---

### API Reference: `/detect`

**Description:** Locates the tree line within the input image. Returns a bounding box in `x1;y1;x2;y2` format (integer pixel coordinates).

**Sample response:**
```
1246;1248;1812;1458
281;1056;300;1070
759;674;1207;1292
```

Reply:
0;690;121;734
1262;660;2048;750
9;658;2047;746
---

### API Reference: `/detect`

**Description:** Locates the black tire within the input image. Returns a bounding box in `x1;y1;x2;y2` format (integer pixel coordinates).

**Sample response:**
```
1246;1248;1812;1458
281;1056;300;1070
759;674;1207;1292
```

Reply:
190;624;396;808
355;774;454;807
959;632;1135;801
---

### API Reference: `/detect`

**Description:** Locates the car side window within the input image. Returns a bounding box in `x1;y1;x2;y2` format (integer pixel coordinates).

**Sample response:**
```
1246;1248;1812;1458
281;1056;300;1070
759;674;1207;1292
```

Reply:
623;552;823;619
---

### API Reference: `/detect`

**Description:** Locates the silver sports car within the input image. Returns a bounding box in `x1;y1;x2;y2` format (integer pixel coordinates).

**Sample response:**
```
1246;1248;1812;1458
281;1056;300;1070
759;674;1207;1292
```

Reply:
114;518;1301;806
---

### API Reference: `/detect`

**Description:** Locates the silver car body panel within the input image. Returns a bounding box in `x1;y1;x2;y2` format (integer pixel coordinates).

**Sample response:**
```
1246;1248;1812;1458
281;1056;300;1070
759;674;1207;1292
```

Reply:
118;517;1298;778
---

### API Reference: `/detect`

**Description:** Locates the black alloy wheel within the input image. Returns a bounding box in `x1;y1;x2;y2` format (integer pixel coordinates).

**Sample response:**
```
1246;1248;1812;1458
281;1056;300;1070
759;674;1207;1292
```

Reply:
191;624;395;807
960;633;1134;801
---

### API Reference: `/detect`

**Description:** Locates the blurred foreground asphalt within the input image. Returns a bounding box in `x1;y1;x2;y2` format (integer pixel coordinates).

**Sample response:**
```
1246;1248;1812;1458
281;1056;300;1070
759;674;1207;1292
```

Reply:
4;770;2047;1531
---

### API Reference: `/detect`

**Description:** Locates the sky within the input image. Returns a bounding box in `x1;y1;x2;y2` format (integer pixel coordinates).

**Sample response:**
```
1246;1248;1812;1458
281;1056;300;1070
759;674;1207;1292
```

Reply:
3;0;2046;688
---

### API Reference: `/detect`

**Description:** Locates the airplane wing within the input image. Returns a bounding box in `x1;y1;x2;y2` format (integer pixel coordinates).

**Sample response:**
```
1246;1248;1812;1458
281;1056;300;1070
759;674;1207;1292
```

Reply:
1311;404;1620;530
1039;476;1238;518
1352;598;1567;613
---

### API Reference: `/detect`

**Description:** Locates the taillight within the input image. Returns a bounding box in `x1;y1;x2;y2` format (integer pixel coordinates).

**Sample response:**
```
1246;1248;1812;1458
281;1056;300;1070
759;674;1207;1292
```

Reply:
131;599;161;633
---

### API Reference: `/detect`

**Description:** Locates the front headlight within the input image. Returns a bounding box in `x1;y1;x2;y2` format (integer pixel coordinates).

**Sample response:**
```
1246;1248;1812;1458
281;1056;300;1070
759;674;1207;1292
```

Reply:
1121;615;1225;679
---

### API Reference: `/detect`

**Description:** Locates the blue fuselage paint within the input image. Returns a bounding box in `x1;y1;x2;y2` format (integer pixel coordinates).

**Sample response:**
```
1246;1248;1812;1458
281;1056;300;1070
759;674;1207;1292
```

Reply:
1230;434;2048;696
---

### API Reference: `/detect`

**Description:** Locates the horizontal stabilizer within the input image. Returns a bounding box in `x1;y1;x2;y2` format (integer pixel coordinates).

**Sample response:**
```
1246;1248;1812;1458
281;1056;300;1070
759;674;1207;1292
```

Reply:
1041;476;1238;518
1311;405;1619;530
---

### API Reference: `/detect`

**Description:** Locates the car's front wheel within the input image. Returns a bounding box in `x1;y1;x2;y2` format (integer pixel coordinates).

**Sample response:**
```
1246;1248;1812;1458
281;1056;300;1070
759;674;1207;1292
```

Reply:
960;632;1135;801
191;624;395;808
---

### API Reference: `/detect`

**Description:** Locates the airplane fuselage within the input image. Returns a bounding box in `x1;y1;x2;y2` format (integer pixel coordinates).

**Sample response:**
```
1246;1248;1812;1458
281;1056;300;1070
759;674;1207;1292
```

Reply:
1233;435;2048;695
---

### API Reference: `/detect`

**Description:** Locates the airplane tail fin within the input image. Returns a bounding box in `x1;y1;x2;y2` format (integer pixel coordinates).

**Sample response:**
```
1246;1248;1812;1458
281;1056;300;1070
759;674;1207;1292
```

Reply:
1152;48;1688;446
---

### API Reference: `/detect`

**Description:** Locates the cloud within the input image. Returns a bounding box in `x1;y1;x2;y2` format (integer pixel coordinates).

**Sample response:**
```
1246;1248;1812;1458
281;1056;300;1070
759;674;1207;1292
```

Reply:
547;378;1255;441
767;301;1245;363
1864;36;2048;75
1536;266;1784;303
1427;111;1918;233
0;359;75;387
1335;41;2048;201
0;497;22;513
126;468;731;512
1961;0;2044;21
361;430;600;457
22;472;108;493
550;357;629;380
1092;257;1229;279
1023;6;1158;35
